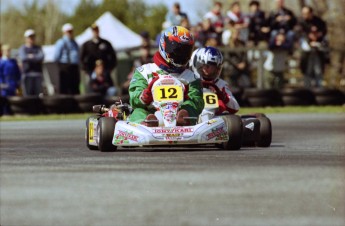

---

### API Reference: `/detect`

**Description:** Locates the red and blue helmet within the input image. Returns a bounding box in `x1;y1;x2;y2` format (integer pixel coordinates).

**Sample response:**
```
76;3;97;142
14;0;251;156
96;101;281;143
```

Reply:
159;26;195;68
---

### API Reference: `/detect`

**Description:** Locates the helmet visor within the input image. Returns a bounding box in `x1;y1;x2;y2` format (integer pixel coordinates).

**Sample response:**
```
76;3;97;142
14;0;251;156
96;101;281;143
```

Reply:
165;40;194;66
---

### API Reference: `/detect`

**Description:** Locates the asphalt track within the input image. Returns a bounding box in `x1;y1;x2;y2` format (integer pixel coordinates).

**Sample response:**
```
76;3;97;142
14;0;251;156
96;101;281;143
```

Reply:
0;113;344;226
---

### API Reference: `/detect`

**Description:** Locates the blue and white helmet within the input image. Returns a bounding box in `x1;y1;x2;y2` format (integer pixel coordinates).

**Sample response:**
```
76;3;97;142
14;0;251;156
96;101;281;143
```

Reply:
190;46;223;81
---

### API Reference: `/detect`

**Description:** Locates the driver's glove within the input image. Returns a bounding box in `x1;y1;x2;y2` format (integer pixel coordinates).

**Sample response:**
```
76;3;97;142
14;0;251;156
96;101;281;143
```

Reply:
202;81;230;104
140;75;159;105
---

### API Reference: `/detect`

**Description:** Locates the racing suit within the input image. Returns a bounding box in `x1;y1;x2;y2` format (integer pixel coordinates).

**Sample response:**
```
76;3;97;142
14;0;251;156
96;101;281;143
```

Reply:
129;52;204;124
203;78;240;114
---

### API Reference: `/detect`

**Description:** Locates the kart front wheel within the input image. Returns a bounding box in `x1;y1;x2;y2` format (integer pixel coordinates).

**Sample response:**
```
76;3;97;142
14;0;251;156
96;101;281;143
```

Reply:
97;117;117;152
222;115;243;150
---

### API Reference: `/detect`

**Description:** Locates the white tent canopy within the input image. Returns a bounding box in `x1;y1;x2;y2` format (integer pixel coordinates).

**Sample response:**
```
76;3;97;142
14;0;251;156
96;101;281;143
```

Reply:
43;11;143;62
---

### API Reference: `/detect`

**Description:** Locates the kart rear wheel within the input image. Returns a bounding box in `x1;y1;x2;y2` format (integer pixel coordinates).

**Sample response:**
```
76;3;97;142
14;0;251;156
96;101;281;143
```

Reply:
222;115;243;150
256;115;272;147
86;116;99;150
97;117;117;152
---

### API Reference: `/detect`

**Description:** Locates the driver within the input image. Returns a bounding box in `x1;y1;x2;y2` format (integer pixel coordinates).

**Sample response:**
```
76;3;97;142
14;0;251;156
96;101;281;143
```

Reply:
129;26;204;127
190;46;240;114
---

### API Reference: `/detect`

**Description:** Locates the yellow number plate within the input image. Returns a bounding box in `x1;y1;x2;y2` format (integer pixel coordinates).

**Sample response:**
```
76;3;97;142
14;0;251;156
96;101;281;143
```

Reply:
153;85;183;102
203;93;219;108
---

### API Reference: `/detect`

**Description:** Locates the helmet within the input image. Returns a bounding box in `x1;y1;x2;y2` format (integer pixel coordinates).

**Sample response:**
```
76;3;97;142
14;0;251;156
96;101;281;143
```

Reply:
190;46;223;81
159;26;195;68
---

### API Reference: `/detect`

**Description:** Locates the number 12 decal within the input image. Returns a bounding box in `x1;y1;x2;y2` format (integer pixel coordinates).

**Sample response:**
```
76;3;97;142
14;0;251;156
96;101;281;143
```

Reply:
153;85;183;101
160;88;177;99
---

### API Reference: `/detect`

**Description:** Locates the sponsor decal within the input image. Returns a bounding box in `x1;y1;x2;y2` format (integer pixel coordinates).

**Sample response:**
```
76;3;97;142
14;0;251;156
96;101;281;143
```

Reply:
114;130;139;144
207;119;217;125
153;127;193;134
137;66;144;72
162;109;176;124
160;79;176;85
160;102;179;110
164;133;182;137
206;126;227;140
126;122;139;127
163;133;183;141
245;122;255;131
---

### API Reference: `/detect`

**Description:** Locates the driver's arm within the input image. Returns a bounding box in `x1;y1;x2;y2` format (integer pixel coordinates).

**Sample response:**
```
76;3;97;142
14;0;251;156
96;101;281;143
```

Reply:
180;78;204;118
129;69;148;109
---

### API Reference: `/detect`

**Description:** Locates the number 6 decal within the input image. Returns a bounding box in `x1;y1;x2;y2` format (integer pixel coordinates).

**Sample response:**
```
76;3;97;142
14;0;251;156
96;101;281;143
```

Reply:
203;93;219;108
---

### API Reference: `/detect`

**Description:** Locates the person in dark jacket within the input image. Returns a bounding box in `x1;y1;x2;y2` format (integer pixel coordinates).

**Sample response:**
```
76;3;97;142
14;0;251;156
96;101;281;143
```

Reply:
18;29;44;96
268;0;297;49
80;24;117;78
299;6;328;87
248;0;270;45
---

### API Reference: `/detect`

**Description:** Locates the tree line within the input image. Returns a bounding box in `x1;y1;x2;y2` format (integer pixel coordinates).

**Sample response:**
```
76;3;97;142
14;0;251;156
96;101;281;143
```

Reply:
0;0;167;48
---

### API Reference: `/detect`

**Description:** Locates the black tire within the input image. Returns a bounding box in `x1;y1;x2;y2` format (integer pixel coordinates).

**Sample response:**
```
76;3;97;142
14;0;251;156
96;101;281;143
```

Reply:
42;95;79;114
280;88;315;106
0;96;7;116
244;88;283;107
241;118;260;146
222;115;243;150
256;116;272;147
312;88;344;105
8;96;43;115
97;117;117;152
85;116;99;150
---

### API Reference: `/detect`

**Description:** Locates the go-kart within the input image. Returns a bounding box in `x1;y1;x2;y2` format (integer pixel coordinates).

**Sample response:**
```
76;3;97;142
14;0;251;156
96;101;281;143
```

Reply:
200;86;272;147
86;75;244;152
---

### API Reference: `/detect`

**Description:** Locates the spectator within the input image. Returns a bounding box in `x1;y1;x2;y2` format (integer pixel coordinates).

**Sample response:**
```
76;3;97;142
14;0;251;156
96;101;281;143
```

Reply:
18;29;44;96
299;6;328;88
180;17;191;29
197;19;220;47
264;31;290;89
222;20;234;46
89;59;116;97
0;45;21;114
190;23;204;48
165;2;188;26
226;1;250;43
54;23;80;94
248;0;270;45
226;29;252;88
203;1;225;42
268;0;297;49
122;46;153;96
80;24;117;78
140;31;151;49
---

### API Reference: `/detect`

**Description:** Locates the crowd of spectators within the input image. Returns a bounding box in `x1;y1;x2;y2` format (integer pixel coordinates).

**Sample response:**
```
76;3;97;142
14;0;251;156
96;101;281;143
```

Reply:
0;22;119;114
162;0;329;89
0;0;331;114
